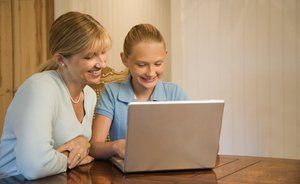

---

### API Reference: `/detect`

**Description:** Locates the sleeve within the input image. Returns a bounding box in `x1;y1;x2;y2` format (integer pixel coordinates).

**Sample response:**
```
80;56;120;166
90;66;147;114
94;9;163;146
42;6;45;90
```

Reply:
9;78;67;180
174;84;188;101
94;84;115;120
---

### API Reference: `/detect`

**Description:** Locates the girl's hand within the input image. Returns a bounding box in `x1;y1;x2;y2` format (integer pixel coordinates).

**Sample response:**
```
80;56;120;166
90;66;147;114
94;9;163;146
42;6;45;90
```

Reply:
56;135;90;169
112;139;126;159
78;155;94;166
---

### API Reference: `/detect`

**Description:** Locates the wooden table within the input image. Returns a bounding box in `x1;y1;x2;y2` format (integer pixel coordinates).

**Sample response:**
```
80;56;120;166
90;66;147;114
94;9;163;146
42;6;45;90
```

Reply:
1;155;300;183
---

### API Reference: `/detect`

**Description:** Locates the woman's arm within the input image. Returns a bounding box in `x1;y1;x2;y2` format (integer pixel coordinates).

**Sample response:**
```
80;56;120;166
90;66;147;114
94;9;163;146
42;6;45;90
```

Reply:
11;78;67;180
89;115;125;159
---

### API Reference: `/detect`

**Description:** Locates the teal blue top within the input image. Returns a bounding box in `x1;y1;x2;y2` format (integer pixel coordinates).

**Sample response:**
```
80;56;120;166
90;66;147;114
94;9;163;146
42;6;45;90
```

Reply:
95;75;187;141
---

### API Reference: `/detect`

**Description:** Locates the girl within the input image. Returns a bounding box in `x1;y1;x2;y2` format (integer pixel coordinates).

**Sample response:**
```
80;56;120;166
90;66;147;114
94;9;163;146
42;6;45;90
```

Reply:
90;24;187;159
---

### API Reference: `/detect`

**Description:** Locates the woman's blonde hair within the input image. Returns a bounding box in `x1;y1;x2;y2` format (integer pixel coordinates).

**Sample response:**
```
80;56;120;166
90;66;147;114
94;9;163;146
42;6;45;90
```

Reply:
40;11;111;71
123;24;166;58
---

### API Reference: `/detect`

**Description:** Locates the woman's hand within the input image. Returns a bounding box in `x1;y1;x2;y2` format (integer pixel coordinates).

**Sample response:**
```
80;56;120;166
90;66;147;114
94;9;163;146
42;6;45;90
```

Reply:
58;151;94;169
56;135;90;169
112;139;126;159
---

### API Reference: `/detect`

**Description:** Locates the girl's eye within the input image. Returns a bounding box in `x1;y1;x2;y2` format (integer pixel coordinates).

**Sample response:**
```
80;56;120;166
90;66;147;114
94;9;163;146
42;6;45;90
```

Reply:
155;61;164;66
137;63;146;67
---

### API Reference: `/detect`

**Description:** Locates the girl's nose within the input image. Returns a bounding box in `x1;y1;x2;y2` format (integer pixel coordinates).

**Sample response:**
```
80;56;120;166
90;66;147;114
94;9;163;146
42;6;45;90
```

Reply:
146;66;155;77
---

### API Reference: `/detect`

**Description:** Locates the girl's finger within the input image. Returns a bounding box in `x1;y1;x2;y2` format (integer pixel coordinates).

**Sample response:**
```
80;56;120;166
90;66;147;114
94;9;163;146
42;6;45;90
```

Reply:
68;150;81;169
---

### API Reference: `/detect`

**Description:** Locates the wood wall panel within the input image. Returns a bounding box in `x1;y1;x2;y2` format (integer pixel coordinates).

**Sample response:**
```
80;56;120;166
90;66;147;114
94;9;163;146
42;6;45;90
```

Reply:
13;0;51;89
0;0;53;136
0;0;13;136
297;0;300;159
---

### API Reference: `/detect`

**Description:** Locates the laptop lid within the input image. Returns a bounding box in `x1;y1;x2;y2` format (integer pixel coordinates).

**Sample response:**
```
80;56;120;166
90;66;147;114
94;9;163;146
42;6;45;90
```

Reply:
123;100;224;173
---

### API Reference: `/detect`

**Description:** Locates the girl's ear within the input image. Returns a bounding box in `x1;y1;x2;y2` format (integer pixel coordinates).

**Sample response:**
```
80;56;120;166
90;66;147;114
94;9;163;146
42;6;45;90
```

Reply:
120;52;129;68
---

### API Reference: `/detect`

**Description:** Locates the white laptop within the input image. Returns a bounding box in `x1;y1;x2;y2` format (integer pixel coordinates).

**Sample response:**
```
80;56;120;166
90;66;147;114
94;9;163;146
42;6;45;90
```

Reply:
110;100;224;173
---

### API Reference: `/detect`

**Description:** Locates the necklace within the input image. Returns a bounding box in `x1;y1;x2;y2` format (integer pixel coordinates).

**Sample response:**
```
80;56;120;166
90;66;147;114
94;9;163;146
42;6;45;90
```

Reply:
69;92;81;104
56;70;82;104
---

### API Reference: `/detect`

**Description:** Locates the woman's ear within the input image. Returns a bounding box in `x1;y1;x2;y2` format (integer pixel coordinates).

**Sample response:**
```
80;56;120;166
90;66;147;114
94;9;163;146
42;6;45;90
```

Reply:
120;52;129;67
53;53;65;67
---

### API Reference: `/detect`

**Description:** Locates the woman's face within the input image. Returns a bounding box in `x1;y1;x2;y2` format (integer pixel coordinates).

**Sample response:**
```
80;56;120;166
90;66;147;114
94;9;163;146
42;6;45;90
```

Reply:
63;49;107;85
122;41;167;92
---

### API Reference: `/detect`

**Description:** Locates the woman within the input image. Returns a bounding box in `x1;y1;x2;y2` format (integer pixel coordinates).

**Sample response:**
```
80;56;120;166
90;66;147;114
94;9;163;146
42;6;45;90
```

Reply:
90;24;187;159
0;11;111;180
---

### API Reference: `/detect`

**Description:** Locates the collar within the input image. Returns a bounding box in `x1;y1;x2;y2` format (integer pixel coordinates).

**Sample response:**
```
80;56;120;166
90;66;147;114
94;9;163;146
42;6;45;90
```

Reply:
118;75;167;103
118;75;137;103
149;79;167;101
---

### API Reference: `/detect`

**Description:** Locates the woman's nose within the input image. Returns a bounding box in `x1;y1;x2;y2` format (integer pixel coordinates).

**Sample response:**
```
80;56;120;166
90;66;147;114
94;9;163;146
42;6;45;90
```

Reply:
96;55;107;68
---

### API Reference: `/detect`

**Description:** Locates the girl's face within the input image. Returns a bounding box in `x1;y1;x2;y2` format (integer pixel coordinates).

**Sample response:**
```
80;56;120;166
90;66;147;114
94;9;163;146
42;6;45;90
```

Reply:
122;41;167;92
62;49;107;86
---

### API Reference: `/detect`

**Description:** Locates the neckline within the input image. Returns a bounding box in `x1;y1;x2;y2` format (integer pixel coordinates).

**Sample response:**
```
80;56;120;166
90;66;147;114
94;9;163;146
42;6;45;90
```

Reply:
54;70;87;124
56;70;83;104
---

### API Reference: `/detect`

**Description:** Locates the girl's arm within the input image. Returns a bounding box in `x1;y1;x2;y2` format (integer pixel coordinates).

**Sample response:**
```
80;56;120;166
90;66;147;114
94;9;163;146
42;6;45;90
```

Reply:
89;114;125;159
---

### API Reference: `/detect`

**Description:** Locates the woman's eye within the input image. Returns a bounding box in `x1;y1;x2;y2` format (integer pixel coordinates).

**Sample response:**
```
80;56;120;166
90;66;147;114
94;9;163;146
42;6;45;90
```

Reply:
155;63;162;66
84;53;95;60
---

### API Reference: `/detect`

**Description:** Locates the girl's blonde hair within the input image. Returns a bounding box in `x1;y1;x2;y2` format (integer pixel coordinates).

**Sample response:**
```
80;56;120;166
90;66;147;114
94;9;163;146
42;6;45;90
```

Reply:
123;24;166;58
40;11;111;71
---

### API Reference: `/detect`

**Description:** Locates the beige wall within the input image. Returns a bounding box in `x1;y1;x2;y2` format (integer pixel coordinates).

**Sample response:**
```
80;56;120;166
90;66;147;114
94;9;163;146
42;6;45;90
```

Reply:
179;0;300;159
170;0;184;86
54;0;300;159
54;0;171;81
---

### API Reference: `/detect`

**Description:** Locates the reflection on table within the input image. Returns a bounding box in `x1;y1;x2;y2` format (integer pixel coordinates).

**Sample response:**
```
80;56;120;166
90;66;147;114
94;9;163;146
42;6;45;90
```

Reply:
1;155;299;184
